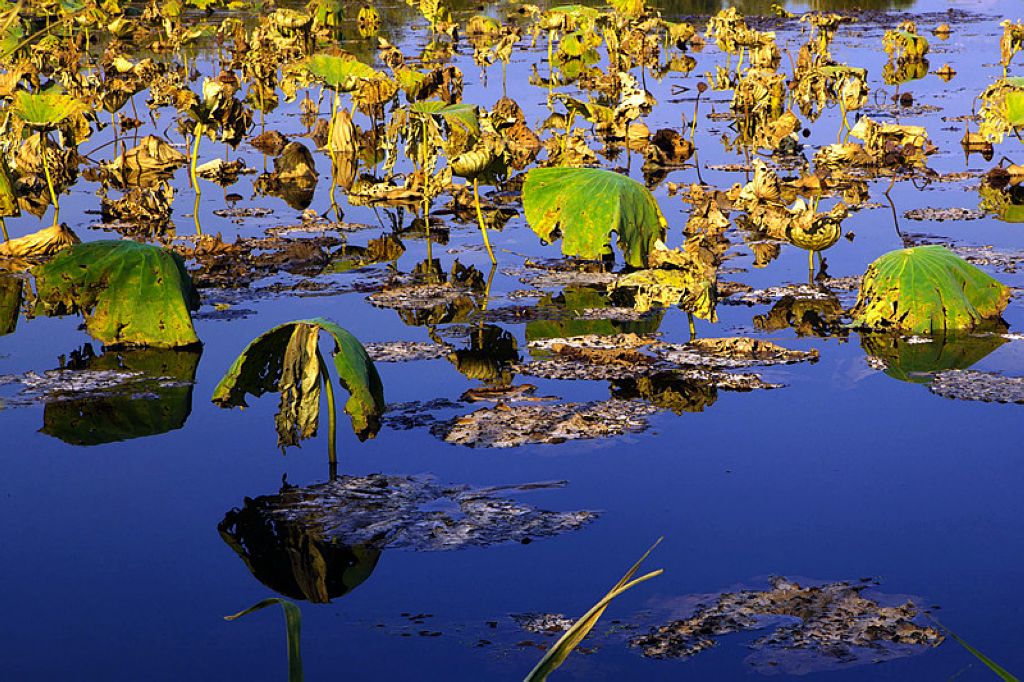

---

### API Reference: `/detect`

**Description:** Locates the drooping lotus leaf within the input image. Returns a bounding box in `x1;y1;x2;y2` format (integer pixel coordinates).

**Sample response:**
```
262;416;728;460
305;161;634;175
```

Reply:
33;241;200;348
860;331;1007;384
212;318;385;442
522;167;667;268
850;246;1011;333
41;348;201;445
12;91;87;128
306;54;377;92
408;100;480;137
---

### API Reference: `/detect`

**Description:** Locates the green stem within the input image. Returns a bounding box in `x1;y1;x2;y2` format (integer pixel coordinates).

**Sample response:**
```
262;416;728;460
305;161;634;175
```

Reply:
316;347;337;468
39;133;59;225
190;122;203;191
0;216;8;241
473;178;496;265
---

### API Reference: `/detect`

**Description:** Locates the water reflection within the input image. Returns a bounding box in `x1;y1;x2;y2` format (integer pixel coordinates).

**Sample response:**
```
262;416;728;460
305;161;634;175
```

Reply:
41;345;201;446
526;285;664;342
220;492;381;604
860;329;1007;384
219;474;595;602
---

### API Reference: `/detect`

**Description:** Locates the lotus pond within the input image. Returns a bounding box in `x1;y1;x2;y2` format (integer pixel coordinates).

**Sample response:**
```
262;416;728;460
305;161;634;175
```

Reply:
2;0;1023;679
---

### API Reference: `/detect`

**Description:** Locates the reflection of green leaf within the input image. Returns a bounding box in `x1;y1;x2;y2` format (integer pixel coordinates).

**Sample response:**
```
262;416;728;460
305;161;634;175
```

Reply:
212;318;385;442
41;348;200;445
33;241;200;348
860;331;1006;384
0;274;21;336
225;598;303;682
526;286;663;341
449;324;518;384
525;539;662;682
523;167;667;268
219;500;380;604
611;373;717;413
979;183;1024;223
850;246;1011;333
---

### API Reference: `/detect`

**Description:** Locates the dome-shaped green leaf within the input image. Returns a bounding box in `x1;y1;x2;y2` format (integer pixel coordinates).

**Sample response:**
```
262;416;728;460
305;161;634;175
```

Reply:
522;167;667;268
850;245;1011;333
33;241;200;348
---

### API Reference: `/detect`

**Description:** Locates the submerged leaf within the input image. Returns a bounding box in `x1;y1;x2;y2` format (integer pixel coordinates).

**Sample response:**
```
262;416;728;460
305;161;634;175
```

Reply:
523;167;667;268
850;246;1011;333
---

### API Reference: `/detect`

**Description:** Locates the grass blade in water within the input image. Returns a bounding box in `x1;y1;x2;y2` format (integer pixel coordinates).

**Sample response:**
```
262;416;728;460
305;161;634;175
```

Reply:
943;624;1019;681
524;538;663;681
225;597;303;682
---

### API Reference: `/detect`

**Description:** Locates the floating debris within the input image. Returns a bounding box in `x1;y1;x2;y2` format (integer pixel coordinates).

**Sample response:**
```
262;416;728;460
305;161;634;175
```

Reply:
631;577;943;675
368;284;470;310
460;384;547;403
223;474;597;551
726;284;837;305
364;341;454;362
654;337;819;369
929;369;1024;404
953;245;1024;274
903;207;985;221
0;367;191;406
512;613;575;635
436;399;661;448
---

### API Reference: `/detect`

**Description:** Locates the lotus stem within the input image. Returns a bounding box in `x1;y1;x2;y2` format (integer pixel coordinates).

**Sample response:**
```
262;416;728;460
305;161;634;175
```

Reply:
808;248;815;273
190;122;203;191
472;179;496;264
39;133;59;225
690;90;702;141
0;217;8;242
688;312;696;340
316;347;338;469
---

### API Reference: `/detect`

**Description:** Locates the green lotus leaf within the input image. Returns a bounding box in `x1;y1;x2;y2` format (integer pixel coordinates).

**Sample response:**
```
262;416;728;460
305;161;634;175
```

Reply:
850;245;1011;333
33;241;201;348
212;318;385;442
306;54;377;92
12;91;87;129
408;100;480;137
522;167;667;268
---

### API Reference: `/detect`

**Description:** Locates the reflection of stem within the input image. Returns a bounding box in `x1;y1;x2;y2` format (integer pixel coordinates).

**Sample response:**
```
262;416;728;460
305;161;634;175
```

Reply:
473;178;496;264
193;190;202;237
316;347;338;471
481;262;497;314
39;133;59;226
